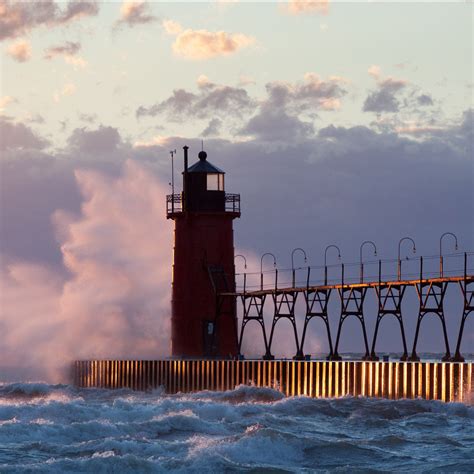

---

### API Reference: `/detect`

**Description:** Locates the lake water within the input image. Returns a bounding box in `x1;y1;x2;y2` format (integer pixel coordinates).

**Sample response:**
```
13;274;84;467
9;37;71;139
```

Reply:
1;382;473;472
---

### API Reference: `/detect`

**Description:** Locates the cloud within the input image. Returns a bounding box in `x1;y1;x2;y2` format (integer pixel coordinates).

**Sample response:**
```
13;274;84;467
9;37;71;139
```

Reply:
44;40;80;59
363;78;407;113
63;55;87;68
368;64;381;79
0;95;16;112
0;117;49;150
116;1;157;28
137;77;256;122
164;20;254;60
137;73;346;140
363;66;408;113
78;112;98;124
44;40;87;68
265;73;347;115
284;0;329;15
417;93;434;106
25;113;46;124
202;118;223;137
364;67;436;128
238;73;347;141
239;75;256;86
59;0;98;23
0;1;99;41
240;108;314;142
68;125;122;153
53;83;76;103
6;39;31;62
162;19;182;35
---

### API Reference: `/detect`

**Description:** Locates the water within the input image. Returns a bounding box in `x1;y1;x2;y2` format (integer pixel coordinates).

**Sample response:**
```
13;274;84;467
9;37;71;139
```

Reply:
0;383;473;473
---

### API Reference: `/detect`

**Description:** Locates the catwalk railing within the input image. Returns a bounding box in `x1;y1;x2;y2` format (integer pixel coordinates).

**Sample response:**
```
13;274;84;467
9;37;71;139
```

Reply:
216;252;474;363
166;192;240;216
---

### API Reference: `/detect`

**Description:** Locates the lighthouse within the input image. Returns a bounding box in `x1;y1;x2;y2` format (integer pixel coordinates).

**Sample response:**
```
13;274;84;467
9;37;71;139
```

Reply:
167;146;240;358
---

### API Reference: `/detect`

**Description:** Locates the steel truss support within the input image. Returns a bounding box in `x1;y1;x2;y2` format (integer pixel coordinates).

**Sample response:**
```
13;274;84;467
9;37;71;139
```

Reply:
238;294;271;359
268;290;301;359
301;288;333;359
453;254;473;362
331;265;370;360
371;284;408;361
370;261;408;361
410;258;450;361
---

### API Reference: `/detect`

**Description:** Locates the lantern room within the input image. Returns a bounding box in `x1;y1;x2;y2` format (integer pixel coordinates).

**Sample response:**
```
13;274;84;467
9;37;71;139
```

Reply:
185;150;226;212
166;147;240;218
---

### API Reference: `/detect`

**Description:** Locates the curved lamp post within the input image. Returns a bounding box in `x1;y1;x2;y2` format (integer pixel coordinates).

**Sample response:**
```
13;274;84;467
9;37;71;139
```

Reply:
360;241;377;283
439;232;458;277
234;254;247;292
397;237;416;280
260;252;277;290
291;247;307;287
234;254;247;269
324;245;341;285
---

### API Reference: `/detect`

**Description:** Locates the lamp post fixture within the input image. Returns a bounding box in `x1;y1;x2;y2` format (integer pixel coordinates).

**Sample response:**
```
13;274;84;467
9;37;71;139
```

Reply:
324;245;341;285
260;252;277;290
291;248;307;287
234;254;247;269
397;237;416;280
360;241;377;283
439;232;458;277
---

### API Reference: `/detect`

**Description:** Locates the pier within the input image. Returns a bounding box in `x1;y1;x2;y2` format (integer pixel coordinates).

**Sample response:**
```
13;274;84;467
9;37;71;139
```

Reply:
222;252;474;362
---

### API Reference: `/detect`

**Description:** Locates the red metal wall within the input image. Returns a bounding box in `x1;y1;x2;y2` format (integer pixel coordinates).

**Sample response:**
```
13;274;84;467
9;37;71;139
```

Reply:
171;212;238;357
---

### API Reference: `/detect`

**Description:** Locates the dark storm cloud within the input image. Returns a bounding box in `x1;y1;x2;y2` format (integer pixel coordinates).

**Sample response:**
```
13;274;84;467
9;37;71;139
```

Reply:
0;1;99;41
240;107;314;141
67;125;122;153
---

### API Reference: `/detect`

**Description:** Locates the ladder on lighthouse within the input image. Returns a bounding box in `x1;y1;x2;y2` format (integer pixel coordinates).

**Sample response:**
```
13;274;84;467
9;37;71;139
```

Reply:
207;265;239;356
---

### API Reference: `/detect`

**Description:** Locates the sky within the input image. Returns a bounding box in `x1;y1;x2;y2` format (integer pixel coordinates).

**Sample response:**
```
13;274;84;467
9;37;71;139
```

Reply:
0;0;473;381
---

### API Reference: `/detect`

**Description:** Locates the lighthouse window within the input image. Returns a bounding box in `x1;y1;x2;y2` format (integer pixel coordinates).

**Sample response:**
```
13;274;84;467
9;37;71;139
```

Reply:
207;173;224;191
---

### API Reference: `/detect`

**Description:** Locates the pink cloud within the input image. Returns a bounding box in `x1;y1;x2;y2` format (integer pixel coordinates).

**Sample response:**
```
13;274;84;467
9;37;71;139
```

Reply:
284;0;329;15
117;1;156;27
6;39;31;62
164;21;254;60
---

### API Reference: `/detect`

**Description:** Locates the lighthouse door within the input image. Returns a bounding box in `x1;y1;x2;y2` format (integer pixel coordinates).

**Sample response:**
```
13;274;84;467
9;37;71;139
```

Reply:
202;320;216;356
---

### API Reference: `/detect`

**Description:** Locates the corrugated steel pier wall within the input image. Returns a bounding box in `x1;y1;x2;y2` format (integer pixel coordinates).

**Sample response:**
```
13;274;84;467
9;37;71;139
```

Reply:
74;360;473;403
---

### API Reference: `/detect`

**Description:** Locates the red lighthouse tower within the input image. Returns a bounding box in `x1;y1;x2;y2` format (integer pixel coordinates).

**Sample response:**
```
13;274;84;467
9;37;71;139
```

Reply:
167;146;240;358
